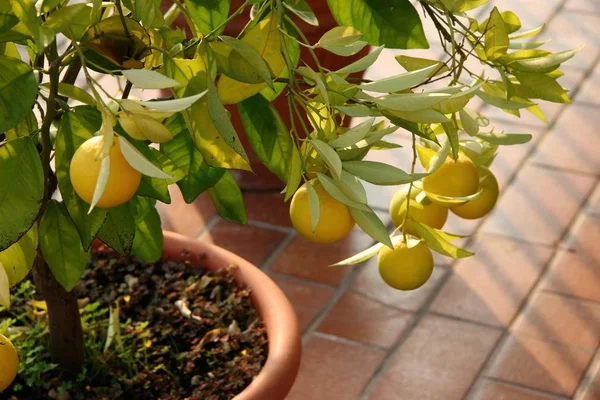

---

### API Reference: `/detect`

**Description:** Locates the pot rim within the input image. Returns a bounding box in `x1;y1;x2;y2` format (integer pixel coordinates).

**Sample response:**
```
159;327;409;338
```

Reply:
162;231;302;400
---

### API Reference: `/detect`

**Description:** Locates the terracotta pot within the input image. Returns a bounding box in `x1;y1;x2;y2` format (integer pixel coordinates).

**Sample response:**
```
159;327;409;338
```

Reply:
160;231;302;400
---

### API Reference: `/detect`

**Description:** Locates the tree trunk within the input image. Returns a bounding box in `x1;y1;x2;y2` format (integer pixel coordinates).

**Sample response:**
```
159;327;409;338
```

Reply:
33;255;84;373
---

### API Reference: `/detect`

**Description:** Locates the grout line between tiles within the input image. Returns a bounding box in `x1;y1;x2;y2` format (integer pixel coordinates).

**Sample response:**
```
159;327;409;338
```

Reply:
312;331;390;352
481;377;572;400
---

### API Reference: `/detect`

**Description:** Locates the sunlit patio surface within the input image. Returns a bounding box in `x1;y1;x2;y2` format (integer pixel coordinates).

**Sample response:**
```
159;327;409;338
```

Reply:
155;0;600;398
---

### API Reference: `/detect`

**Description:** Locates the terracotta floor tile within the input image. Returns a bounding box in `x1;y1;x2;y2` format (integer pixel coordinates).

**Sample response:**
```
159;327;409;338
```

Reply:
580;366;600;400
242;192;293;227
317;292;413;348
542;250;600;303
566;0;600;12
487;335;594;396
286;334;385;400
158;188;216;237
513;292;600;350
480;164;596;246
470;379;566;400
532;105;600;174
369;315;501;400
270;227;375;285
565;213;600;262
541;12;600;71
431;235;554;327
587;184;600;216
198;219;287;267
576;63;600;104
271;276;335;332
351;258;447;312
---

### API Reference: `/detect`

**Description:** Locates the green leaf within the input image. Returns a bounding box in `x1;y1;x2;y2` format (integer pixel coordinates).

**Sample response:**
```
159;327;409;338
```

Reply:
55;107;108;250
55;83;96;106
395;55;449;76
186;0;230;36
330;235;414;266
221;36;274;88
477;131;532;145
40;201;90;291
0;262;9;308
336;45;384;74
317;26;363;48
43;3;91;40
459;108;482;136
310;139;343;179
284;146;303;202
426;139;452;173
500;11;521;33
316;173;369;211
0;55;37;133
238;94;299;181
442;122;459;160
484;7;509;60
208;171;247;224
161;114;225;203
7;110;37;141
343;161;426;185
410;220;474;258
0;137;44;252
509;40;548;50
509;24;544;40
500;49;551;64
98;203;136;255
326;0;428;49
476;90;535;110
329;118;374;148
374;92;452;112
349;207;393;248
386;108;450;124
341;170;368;203
0;225;37;287
513;71;571;103
335;104;379;117
131;199;163;263
205;75;250;163
138;92;208;112
511;47;582;73
306;181;321;232
121;69;181;90
433;82;485;114
360;64;440;93
283;0;318;25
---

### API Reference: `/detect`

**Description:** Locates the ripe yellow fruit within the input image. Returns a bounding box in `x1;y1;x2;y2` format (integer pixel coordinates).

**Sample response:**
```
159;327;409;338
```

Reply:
451;167;499;220
70;136;142;208
290;182;355;243
422;152;479;205
378;241;434;290
0;333;18;391
390;186;448;235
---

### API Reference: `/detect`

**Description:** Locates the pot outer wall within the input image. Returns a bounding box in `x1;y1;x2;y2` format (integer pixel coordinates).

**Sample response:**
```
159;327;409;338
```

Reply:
160;0;370;190
160;231;302;400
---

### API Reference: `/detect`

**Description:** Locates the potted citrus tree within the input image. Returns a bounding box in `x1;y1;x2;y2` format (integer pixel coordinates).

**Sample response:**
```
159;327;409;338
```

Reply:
0;0;577;398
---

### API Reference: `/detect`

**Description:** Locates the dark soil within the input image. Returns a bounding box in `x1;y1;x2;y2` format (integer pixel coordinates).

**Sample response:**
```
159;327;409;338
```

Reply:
1;245;268;400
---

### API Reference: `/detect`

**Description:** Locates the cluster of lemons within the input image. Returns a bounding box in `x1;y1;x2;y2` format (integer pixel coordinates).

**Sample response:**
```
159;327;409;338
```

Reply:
290;152;499;291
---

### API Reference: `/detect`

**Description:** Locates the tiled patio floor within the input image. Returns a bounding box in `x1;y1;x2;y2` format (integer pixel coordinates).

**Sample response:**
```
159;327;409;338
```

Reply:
158;1;600;398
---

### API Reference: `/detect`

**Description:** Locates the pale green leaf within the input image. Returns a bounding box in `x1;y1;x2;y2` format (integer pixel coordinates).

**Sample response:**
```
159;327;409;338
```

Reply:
343;160;426;185
221;36;274;88
316;173;369;211
484;7;509;60
311;139;343;179
374;92;452;112
477;131;532;145
349;207;393;248
122;69;181;89
317;26;363;48
137;91;208;112
360;64;440;93
283;0;318;26
118;136;173;179
88;155;110;213
395;55;449;76
509;24;544;40
511;47;582;73
411;220;474;258
329;118;374;148
336;46;384;74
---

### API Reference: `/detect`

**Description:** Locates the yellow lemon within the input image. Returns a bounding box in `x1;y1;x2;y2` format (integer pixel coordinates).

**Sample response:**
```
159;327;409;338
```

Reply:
378;241;434;290
0;333;18;391
290;182;355;243
451;167;499;219
422;152;479;205
70;136;141;208
390;185;448;235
